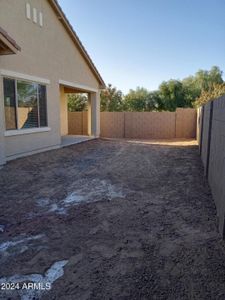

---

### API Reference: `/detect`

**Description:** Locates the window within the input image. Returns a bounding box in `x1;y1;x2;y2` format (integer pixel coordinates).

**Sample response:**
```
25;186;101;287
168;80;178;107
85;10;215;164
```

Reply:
3;78;48;130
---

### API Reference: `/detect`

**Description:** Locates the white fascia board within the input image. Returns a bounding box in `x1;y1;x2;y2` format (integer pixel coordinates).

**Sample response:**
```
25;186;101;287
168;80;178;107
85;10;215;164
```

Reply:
0;69;50;85
59;79;98;93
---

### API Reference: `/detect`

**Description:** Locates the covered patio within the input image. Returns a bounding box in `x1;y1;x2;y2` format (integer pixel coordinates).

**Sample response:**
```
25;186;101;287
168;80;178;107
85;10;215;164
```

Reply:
59;80;100;147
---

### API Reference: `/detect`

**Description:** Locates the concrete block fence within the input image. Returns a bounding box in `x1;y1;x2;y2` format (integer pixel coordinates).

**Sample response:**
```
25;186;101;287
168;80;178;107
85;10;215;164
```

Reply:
198;95;225;237
68;108;196;139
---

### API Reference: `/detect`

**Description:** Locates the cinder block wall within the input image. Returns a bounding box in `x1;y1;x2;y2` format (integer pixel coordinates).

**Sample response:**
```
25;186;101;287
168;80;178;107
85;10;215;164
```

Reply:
201;102;211;171
124;112;176;138
68;109;196;138
198;95;225;237
100;112;125;138
99;109;196;139
196;107;202;145
68;111;88;135
175;108;197;138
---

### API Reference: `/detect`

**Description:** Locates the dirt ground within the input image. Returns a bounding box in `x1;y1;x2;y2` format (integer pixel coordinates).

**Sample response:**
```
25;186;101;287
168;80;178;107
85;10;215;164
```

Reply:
0;138;225;300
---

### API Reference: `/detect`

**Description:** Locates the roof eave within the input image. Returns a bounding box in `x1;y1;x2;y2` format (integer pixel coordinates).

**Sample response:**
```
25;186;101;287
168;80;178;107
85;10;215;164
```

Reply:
0;28;21;55
48;0;106;89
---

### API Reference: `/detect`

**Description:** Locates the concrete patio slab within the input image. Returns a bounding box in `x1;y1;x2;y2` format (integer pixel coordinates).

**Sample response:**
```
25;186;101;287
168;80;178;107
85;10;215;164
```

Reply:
61;135;95;147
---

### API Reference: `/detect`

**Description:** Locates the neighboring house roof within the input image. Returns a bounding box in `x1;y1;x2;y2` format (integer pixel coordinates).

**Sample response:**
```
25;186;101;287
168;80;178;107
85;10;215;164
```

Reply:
0;26;21;55
48;0;106;89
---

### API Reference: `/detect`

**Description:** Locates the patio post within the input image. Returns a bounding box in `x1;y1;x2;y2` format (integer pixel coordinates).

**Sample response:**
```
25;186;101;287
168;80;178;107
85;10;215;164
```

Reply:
88;91;100;137
60;85;68;136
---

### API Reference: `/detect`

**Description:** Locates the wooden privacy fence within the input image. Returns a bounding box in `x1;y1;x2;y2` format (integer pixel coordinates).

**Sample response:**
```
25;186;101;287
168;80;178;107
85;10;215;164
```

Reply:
198;95;225;238
68;108;196;138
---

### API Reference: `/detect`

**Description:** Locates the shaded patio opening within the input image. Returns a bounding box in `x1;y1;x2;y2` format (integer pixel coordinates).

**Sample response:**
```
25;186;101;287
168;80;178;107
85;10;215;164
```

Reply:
67;92;88;136
60;85;93;147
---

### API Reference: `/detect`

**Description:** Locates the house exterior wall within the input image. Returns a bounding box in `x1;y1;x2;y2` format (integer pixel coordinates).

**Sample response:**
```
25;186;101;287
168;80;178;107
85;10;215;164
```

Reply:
0;0;101;164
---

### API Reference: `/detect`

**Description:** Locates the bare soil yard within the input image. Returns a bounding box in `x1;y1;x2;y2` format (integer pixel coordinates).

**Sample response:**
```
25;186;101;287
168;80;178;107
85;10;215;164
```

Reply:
0;138;225;300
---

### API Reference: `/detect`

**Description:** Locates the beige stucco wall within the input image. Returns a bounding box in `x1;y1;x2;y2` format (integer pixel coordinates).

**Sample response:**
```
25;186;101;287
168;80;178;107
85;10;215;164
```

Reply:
0;0;101;163
0;0;99;88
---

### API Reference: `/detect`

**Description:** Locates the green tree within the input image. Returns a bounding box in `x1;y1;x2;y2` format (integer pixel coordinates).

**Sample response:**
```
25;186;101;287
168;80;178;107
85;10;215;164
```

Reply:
67;94;88;112
124;87;147;111
195;66;223;91
194;83;225;107
182;66;224;107
158;66;224;110
123;87;158;111
182;76;201;107
100;66;224;112
100;84;123;111
159;80;186;111
147;91;161;111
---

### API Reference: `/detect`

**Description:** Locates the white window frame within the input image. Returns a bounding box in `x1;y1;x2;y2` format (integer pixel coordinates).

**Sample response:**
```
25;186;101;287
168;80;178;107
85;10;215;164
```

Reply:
3;76;49;133
0;70;50;85
4;127;51;137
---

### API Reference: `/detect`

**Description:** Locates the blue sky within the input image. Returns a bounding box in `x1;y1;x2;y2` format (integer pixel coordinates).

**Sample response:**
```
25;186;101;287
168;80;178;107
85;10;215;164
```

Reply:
58;0;225;93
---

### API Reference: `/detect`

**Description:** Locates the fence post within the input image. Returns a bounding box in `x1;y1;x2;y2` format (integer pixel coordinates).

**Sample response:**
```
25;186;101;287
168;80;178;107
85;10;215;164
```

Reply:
123;112;126;138
175;110;177;138
199;106;205;156
81;111;83;135
205;101;214;178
